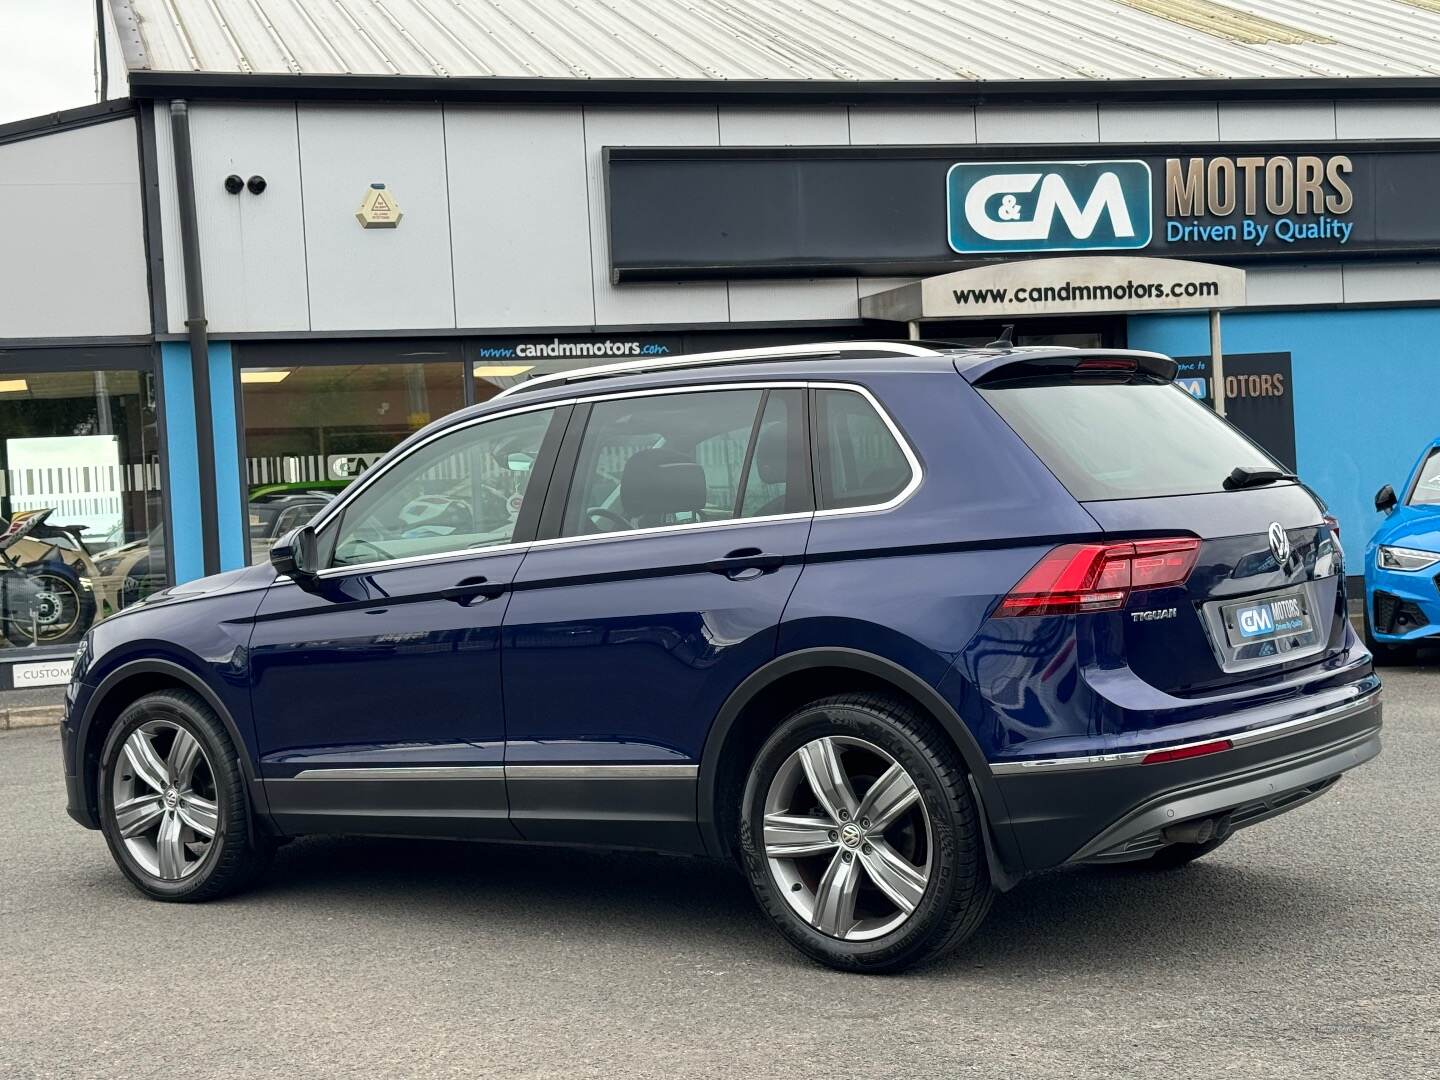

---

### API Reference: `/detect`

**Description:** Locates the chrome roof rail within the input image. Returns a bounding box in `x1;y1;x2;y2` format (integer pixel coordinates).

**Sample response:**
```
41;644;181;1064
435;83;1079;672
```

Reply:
491;341;945;398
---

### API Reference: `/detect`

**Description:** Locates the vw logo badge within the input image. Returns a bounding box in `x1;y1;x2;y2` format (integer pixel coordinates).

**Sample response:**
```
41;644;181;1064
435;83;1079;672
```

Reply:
1268;522;1291;565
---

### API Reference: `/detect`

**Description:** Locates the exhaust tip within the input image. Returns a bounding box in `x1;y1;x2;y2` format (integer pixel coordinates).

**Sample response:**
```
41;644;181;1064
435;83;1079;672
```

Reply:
1163;818;1216;845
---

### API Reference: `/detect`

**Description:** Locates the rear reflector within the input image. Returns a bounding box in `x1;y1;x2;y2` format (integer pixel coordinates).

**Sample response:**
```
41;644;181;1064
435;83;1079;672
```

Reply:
995;537;1200;617
1141;739;1232;765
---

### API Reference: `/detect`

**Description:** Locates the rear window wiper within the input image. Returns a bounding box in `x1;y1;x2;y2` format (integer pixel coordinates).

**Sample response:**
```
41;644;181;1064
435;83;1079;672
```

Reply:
1224;465;1296;490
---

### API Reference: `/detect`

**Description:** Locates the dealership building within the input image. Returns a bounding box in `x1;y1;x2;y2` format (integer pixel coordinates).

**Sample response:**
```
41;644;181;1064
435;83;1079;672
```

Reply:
4;0;1440;687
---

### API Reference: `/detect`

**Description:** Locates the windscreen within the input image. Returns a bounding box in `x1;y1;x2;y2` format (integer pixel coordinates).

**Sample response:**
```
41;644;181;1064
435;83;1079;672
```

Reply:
1409;448;1440;506
978;379;1279;502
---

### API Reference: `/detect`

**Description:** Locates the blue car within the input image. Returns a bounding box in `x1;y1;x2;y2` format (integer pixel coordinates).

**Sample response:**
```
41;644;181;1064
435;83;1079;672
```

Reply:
60;342;1382;973
1364;438;1440;662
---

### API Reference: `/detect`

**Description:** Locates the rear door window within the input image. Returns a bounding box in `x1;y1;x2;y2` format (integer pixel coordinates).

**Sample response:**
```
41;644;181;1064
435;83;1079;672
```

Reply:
813;388;914;510
978;380;1278;502
558;387;809;538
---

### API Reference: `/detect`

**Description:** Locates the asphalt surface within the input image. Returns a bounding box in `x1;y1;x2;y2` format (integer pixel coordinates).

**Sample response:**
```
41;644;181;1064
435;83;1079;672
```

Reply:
2;669;1437;1080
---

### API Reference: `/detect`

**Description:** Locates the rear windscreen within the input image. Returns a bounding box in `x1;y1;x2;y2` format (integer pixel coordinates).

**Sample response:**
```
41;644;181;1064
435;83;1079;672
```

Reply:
978;380;1279;502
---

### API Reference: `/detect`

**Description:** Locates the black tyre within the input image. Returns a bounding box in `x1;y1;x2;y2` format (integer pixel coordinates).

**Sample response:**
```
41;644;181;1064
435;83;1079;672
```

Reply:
1364;610;1417;666
98;690;273;901
739;693;993;973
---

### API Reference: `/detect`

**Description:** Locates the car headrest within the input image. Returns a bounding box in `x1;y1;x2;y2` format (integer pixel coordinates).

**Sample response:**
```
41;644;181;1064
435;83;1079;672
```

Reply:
621;449;707;518
754;422;788;486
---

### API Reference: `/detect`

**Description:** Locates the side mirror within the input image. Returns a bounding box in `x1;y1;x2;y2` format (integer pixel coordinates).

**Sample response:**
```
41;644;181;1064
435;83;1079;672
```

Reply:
270;525;321;590
1375;484;1398;514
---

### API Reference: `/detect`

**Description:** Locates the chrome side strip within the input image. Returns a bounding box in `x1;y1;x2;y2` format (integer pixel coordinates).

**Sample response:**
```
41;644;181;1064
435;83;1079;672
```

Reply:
505;764;698;780
290;765;505;780
989;690;1382;777
287;764;697;781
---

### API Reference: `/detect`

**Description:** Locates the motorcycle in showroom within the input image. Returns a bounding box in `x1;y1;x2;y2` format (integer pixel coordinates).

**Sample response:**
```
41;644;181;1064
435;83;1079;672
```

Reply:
0;509;104;648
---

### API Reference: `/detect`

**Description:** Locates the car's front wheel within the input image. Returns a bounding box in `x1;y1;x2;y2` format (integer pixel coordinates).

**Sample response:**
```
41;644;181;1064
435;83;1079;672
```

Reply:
739;693;992;973
98;690;273;901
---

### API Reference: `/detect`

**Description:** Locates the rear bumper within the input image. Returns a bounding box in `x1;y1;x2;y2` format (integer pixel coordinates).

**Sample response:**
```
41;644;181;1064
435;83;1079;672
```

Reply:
991;688;1382;871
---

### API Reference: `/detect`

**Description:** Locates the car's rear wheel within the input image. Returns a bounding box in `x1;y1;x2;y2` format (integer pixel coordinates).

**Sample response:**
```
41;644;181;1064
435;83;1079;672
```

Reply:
739;693;992;973
98;690;273;901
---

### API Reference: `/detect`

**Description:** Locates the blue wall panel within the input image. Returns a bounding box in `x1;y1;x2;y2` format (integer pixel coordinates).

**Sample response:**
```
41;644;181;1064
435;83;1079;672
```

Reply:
207;342;244;571
159;342;204;585
161;341;243;585
1129;308;1440;568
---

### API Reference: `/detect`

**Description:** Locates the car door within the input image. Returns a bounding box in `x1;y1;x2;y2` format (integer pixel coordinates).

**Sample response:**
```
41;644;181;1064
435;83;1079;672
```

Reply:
249;402;568;838
500;384;811;852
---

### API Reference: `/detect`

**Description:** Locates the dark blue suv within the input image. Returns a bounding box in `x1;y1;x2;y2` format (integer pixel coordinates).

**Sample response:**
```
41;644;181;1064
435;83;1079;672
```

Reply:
61;342;1382;972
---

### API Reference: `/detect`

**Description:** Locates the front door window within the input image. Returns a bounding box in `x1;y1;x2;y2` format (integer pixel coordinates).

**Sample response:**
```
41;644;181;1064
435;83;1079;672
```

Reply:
326;407;556;568
239;360;466;563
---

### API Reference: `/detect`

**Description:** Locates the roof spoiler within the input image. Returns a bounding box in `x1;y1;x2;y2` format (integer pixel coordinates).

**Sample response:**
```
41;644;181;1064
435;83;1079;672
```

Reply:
965;350;1178;387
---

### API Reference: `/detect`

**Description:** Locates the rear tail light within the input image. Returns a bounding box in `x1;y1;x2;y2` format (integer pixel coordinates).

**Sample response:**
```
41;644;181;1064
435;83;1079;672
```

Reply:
1323;513;1341;539
995;537;1200;617
1141;739;1232;765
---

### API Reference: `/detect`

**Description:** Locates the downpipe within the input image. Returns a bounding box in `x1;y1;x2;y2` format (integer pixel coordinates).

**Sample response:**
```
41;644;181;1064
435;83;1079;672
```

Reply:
168;100;221;577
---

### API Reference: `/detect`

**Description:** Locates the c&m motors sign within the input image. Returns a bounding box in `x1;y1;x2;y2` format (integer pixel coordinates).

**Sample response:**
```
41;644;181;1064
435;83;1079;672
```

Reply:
946;161;1153;255
604;142;1440;281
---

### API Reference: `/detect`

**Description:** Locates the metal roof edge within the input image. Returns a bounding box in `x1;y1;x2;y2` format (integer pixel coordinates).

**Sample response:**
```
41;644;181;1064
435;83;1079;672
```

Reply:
0;98;138;148
124;70;1440;106
108;0;148;73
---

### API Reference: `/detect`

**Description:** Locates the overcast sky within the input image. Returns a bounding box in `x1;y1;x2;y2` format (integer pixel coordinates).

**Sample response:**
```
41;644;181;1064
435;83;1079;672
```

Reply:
0;0;124;127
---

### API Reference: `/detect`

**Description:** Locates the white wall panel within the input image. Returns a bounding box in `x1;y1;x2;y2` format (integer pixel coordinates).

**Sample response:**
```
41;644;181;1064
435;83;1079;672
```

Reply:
974;105;1099;144
153;104;186;334
168;103;310;334
0;118;149;339
847;107;976;145
718;107;849;145
583;108;729;327
1342;262;1440;305
1218;102;1336;141
1242;264;1343;308
727;279;859;322
1335;101;1440;140
1098;103;1219;143
447;106;594;329
298;105;455;332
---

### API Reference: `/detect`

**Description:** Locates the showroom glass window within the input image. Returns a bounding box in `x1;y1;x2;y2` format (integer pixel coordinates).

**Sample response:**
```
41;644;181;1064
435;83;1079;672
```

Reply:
0;367;166;651
238;352;465;564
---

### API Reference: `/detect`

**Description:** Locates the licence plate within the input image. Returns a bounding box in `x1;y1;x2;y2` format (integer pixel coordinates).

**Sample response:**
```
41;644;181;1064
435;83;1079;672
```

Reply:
1223;590;1313;648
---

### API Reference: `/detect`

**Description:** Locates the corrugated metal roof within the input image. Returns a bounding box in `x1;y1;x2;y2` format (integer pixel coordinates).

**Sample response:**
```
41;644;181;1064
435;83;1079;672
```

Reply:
109;0;1440;81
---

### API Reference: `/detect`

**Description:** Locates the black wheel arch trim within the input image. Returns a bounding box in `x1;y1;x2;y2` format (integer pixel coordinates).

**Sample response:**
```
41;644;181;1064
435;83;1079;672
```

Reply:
76;658;271;835
697;646;1022;882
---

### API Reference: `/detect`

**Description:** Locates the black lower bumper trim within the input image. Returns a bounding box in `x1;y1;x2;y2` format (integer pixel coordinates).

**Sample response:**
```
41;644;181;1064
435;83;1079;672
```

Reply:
1070;728;1376;863
993;691;1382;872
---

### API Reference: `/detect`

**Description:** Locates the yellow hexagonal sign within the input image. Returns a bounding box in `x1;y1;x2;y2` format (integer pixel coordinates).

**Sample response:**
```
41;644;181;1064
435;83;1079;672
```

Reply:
356;183;402;229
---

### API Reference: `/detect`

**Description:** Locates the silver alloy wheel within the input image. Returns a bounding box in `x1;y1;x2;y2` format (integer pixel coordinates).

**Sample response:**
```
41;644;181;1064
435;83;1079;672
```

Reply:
763;736;932;941
110;721;219;880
